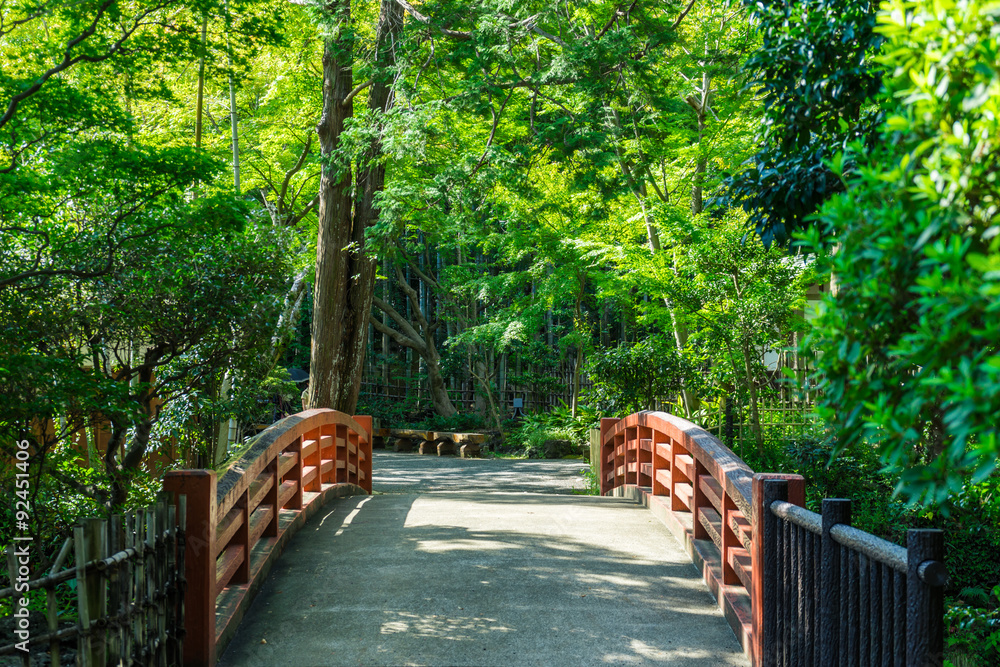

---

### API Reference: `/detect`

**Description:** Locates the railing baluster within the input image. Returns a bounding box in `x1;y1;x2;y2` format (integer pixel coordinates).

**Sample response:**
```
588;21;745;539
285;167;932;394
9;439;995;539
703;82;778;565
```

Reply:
848;549;859;667
288;435;304;508
893;569;906;667
802;528;812;667
813;530;821;667
859;553;869;664
234;489;250;585
353;415;374;492
880;562;891;666
783;519;792;667
840;543;848;662
870;558;881;666
821;499;850;667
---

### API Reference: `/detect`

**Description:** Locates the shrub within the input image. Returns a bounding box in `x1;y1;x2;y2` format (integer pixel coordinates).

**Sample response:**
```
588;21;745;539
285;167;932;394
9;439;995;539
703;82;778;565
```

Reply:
586;337;689;416
804;0;1000;504
946;585;1000;667
504;404;595;458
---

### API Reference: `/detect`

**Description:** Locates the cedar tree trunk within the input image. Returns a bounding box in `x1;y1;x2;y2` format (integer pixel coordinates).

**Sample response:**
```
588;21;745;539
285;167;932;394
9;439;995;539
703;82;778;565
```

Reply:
309;0;401;413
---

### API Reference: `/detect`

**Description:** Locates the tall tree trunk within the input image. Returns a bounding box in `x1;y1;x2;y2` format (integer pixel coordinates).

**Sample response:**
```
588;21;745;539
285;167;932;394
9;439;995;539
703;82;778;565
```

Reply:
571;275;585;418
195;15;208;151
426;350;455;416
309;0;354;412
224;0;240;192
309;0;401;413
741;341;764;454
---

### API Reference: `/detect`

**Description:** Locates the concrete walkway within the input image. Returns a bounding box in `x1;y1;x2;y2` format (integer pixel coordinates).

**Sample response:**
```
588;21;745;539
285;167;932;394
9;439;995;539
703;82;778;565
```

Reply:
219;453;748;666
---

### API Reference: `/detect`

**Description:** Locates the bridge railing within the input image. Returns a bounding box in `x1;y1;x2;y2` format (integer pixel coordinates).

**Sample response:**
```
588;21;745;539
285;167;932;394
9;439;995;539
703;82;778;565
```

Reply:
164;408;372;667
761;484;946;667
599;411;947;667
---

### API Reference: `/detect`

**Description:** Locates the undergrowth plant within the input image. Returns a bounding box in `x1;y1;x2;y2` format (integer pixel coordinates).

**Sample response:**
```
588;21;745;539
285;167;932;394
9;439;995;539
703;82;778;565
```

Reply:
503;404;596;458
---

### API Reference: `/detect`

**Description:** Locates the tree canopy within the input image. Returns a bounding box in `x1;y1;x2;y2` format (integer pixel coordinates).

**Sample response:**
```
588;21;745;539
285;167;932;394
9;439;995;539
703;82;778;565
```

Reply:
2;0;997;520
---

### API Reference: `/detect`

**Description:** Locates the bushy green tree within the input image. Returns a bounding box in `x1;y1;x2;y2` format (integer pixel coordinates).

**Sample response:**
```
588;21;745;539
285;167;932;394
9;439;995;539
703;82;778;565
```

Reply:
601;209;808;447
721;0;883;245
804;0;1000;505
587;337;689;416
1;209;292;510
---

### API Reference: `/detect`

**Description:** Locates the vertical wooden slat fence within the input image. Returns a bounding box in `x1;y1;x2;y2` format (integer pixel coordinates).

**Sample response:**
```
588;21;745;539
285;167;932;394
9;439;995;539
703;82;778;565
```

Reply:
765;491;947;666
360;372;595;414
164;408;372;667
0;495;186;666
599;410;948;667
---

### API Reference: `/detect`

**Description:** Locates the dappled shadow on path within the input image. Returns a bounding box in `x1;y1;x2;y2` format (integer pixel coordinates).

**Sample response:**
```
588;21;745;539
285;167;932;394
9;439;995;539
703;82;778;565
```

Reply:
218;490;748;667
372;451;590;495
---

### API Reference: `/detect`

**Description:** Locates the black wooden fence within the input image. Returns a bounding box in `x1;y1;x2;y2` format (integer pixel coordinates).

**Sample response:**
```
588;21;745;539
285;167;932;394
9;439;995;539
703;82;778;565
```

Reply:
1;494;186;666
760;479;947;667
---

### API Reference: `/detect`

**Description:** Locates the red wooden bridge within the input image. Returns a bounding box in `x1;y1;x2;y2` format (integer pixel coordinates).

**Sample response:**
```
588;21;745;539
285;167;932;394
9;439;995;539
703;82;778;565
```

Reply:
156;408;945;667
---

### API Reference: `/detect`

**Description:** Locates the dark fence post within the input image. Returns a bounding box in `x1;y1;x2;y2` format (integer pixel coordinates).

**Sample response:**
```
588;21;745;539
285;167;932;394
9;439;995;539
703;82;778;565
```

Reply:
907;529;945;667
820;498;851;667
752;475;788;667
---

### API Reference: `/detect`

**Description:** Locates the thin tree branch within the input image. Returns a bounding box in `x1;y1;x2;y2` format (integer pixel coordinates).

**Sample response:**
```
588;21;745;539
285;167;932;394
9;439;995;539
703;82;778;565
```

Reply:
397;243;441;290
342;79;373;106
529;24;566;48
371;295;427;351
392;264;430;330
394;0;472;40
597;0;639;39
671;0;699;30
370;314;424;352
469;88;514;177
278;134;314;217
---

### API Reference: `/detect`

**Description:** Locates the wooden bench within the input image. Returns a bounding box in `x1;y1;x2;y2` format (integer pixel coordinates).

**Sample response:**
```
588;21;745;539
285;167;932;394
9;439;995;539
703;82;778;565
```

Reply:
375;428;485;457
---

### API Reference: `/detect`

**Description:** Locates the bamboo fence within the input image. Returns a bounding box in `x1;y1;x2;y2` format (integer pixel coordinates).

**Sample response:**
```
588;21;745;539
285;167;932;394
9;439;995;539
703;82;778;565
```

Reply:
1;493;186;667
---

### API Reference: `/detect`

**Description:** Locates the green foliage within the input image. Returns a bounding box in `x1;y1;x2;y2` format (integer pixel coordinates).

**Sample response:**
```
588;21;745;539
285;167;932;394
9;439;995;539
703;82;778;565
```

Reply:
785;439;916;541
1;211;293;511
503;404;595;458
933;478;1000;595
586;337;689;416
722;0;884;244
355;393;421;429
946;585;1000;666
575;465;601;496
804;0;1000;505
658;210;809;380
603;209;808;436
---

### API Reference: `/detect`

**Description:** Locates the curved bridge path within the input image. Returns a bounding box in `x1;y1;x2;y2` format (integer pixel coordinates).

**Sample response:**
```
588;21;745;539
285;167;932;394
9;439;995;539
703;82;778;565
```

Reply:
219;452;748;666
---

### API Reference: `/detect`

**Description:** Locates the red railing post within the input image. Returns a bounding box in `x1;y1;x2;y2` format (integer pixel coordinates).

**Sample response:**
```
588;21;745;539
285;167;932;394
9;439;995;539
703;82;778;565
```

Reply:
303;428;322;493
163;470;217;667
336;424;348;484
721;493;741;585
352;415;373;493
599;418;618;495
233;490;250;585
693;458;709;540
286;437;303;510
263;460;279;538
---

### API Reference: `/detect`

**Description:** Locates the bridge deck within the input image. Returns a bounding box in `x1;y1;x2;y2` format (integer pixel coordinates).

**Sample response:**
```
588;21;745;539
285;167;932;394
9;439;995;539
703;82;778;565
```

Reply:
219;452;748;666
